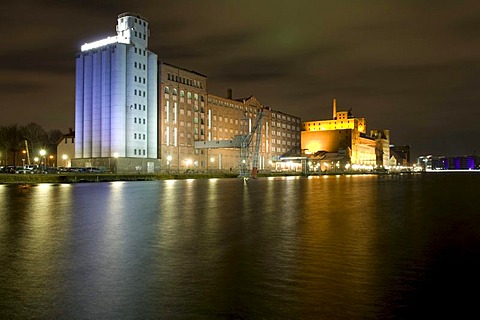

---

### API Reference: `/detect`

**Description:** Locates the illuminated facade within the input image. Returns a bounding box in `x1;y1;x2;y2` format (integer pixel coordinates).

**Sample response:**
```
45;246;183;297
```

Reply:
159;62;301;172
74;12;159;172
301;99;389;167
73;13;301;173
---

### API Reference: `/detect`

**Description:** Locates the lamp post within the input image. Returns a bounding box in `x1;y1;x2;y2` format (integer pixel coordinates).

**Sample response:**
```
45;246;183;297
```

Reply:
185;159;192;173
39;149;46;173
113;152;119;174
166;155;172;173
62;154;68;168
210;157;215;173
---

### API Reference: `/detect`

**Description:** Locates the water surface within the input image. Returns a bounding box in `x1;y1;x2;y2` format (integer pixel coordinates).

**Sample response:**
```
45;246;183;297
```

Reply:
1;174;479;319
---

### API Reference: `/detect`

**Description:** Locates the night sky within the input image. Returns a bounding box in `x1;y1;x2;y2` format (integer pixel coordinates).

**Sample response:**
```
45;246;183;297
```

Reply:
2;1;480;158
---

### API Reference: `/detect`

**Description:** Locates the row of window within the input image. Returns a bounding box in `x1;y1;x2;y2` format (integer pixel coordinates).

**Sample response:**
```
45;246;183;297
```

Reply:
134;89;146;97
133;31;146;41
166;73;203;89
134;61;146;70
134;149;146;156
134;133;146;140
163;87;204;101
120;17;147;27
134;76;146;84
133;103;146;111
134;117;146;124
134;48;147;56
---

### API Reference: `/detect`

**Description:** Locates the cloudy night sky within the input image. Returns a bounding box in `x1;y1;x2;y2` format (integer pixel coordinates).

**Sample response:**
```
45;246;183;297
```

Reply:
1;0;480;158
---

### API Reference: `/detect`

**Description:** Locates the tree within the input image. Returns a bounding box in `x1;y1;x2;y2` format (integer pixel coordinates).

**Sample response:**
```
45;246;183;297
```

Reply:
21;122;48;155
0;124;24;166
47;129;64;145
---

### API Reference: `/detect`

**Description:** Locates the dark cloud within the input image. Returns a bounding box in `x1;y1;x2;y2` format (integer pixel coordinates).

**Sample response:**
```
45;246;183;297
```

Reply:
1;0;479;158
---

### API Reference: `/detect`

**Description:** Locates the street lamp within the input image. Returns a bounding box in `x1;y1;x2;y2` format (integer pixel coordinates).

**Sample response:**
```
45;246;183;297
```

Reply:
62;154;68;167
49;155;54;167
166;155;172;173
113;152;119;174
209;157;215;172
39;149;46;173
185;159;192;172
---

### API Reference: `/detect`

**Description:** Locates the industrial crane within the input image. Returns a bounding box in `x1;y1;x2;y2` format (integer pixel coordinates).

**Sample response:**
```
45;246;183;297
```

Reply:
24;140;31;165
194;108;264;179
239;109;263;179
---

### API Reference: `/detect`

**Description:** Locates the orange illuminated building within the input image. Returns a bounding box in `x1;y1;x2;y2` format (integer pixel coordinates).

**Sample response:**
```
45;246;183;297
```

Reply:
301;99;389;167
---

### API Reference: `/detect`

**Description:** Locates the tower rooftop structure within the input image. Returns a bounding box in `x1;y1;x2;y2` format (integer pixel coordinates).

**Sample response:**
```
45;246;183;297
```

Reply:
81;12;149;52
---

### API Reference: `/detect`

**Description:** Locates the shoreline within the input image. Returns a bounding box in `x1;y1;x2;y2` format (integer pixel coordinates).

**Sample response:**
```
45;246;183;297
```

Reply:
0;171;420;184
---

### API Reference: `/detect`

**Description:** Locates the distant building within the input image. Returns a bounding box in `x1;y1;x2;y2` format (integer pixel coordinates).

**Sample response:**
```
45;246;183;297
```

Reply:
56;128;75;167
301;99;390;169
390;145;411;166
417;154;477;170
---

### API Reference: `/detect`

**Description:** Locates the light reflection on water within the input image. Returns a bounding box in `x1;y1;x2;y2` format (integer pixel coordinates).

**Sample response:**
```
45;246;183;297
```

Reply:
1;174;480;319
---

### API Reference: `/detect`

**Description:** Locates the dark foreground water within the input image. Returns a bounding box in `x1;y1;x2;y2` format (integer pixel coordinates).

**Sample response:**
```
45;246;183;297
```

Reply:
1;173;480;319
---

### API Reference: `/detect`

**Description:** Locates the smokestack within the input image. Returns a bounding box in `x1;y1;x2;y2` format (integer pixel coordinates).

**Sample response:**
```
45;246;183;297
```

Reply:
227;88;232;99
332;98;337;119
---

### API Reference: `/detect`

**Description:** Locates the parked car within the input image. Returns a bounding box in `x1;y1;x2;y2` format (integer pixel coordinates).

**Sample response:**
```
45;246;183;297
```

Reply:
15;166;34;174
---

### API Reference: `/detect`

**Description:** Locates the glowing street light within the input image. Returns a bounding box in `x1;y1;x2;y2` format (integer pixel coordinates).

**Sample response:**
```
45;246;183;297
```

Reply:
39;149;46;173
166;155;172;172
62;154;68;167
113;152;119;174
185;159;192;172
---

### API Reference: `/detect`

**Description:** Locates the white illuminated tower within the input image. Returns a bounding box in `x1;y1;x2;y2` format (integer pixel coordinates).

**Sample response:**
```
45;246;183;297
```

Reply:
75;12;158;165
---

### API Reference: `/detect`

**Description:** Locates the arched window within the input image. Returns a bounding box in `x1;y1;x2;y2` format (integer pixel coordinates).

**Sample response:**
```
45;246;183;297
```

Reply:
173;88;178;96
194;93;198;101
164;86;169;94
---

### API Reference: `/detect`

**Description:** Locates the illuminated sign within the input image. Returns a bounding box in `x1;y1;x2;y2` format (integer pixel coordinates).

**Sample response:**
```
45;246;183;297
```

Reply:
81;36;118;52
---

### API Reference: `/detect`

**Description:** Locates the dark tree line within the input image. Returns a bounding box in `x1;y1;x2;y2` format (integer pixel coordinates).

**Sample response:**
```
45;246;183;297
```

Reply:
0;123;64;166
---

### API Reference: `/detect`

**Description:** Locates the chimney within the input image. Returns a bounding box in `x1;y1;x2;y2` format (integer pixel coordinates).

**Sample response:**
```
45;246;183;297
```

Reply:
227;88;232;99
332;98;337;119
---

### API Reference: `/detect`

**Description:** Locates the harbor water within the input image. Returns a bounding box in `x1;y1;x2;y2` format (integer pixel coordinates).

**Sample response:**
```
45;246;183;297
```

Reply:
1;173;479;319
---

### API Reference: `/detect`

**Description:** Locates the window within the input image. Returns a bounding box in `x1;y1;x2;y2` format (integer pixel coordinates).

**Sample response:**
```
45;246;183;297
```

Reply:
143;134;146;140
134;149;137;155
164;86;169;94
173;88;177;96
143;119;145;124
134;133;137;139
